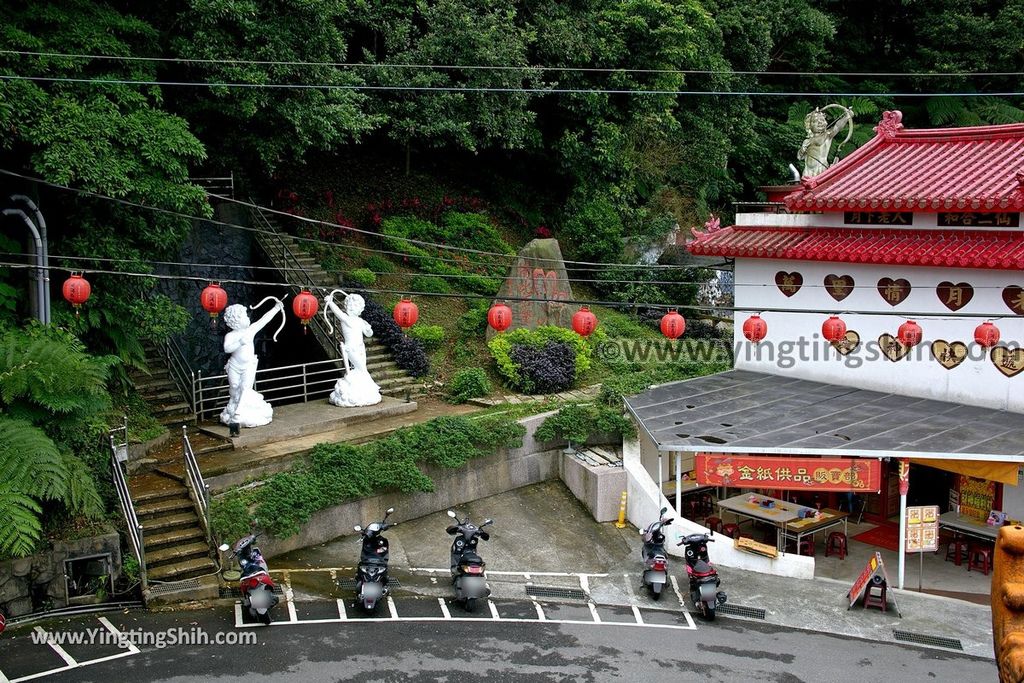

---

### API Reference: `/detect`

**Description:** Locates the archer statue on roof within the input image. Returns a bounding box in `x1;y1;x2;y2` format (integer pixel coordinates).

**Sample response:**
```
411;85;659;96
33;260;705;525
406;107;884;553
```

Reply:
798;104;854;179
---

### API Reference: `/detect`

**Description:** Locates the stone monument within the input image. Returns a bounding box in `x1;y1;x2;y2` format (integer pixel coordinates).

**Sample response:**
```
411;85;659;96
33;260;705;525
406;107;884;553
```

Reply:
323;289;382;407
220;296;286;429
488;238;574;339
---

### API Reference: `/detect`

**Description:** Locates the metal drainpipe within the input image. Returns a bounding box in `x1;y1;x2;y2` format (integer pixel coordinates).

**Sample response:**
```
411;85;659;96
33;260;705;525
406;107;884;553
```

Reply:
2;208;45;324
10;195;50;324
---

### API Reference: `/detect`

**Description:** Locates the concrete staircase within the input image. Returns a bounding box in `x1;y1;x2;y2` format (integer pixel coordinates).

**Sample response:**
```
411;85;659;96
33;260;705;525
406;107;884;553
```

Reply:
131;344;194;427
251;208;422;400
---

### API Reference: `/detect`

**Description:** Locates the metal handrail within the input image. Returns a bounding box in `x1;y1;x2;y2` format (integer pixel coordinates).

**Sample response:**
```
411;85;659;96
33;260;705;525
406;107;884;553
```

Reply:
162;335;197;417
182;426;213;547
189;172;234;198
110;442;147;594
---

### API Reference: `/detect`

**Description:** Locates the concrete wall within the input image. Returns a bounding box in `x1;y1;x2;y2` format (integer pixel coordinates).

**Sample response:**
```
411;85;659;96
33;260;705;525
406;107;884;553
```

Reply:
0;532;122;618
260;412;569;558
623;437;815;580
733;256;1024;413
559;453;626;522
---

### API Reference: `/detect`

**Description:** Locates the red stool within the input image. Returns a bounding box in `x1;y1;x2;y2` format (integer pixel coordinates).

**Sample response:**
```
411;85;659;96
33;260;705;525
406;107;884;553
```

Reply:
721;523;741;539
863;580;887;612
705;516;723;534
684;498;703;522
825;531;847;560
967;544;993;575
798;539;815;556
698;493;715;518
945;536;969;566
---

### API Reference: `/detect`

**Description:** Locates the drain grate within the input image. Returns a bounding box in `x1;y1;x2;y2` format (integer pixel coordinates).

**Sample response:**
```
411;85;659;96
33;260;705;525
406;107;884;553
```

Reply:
336;578;402;590
220;584;284;598
893;630;963;651
715;603;766;620
525;586;588;601
149;578;203;596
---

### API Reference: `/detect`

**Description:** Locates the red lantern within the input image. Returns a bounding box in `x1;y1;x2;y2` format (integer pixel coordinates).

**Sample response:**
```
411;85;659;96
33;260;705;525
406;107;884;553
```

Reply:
292;289;319;334
488;302;512;333
742;314;767;343
200;282;228;324
821;315;847;343
572;306;598;337
898;319;922;347
62;273;91;315
393;298;419;329
660;310;686;340
974;321;1000;348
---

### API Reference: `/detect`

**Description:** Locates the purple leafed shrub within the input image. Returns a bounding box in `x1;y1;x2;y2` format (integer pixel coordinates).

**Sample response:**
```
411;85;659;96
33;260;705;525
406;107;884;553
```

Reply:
509;341;575;394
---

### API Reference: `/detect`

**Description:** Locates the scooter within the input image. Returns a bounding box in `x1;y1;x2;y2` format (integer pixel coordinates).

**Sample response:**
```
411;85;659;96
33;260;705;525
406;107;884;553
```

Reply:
220;533;279;625
446;510;492;612
678;532;727;620
639;507;673;600
352;507;396;612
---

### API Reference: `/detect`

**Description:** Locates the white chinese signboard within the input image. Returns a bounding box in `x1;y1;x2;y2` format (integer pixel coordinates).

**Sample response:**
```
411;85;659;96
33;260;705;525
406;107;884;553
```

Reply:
905;505;939;553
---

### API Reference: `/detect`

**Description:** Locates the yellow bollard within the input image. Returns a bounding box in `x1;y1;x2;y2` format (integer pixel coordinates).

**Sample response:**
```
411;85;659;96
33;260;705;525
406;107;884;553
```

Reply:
615;491;628;528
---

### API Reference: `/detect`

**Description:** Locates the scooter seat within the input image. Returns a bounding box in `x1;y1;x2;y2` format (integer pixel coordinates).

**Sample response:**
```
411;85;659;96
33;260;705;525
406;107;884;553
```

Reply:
460;551;484;565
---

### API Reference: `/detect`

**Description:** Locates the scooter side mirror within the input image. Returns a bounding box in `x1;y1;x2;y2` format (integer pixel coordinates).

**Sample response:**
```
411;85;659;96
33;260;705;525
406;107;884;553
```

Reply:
483;519;493;527
354;525;362;532
385;507;395;515
447;510;457;519
659;507;668;516
218;544;230;552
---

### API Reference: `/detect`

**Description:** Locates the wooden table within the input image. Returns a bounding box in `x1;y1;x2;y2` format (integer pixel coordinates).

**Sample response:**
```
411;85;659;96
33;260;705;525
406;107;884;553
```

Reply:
718;493;848;555
938;511;999;543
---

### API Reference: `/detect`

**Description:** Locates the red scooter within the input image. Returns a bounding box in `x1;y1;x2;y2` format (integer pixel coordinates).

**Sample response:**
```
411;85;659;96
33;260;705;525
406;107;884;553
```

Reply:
220;534;279;624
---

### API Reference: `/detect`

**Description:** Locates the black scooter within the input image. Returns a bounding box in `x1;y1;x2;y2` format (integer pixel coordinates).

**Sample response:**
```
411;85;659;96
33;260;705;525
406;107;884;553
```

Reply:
446;510;492;612
639;507;673;600
351;507;396;612
678;532;727;620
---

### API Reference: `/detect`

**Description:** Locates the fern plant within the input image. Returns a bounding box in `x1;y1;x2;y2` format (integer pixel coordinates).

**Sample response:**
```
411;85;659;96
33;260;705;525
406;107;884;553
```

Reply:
0;326;112;557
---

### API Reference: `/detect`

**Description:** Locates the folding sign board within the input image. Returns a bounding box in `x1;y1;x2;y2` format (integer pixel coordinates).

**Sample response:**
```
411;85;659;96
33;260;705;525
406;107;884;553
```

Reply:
847;551;901;617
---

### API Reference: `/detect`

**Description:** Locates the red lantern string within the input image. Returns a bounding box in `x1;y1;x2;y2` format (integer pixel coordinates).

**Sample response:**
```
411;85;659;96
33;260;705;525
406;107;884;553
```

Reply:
572;306;597;337
742;314;767;343
660;310;686;340
393;298;419;330
898;319;922;347
62;272;91;316
488;302;512;333
292;289;319;334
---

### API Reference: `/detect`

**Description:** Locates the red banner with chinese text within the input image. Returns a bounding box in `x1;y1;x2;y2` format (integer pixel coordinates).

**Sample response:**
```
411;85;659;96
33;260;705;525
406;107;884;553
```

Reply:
695;454;882;492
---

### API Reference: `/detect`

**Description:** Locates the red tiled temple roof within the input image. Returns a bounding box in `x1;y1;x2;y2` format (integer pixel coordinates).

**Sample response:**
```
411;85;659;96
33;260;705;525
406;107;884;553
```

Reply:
686;226;1024;269
784;111;1024;212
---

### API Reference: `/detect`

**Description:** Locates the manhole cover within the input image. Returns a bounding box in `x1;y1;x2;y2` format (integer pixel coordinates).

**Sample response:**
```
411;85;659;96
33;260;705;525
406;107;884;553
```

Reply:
893;630;963;651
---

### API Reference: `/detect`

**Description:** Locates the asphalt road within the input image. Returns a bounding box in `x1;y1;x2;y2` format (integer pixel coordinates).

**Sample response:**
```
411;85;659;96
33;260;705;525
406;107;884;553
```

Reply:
1;600;996;683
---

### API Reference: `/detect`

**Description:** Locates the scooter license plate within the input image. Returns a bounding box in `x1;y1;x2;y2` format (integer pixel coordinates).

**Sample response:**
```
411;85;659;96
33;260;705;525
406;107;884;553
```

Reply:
460;576;486;595
361;582;383;600
698;583;718;603
249;588;272;608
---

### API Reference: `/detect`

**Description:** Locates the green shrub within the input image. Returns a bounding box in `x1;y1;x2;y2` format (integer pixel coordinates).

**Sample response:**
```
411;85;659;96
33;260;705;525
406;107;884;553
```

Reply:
457;303;490;337
408;324;445;351
448;367;491;403
410;274;452;294
560;193;625;263
535;403;636;444
211;492;254;546
365;254;396;274
350;268;376;287
488;325;594;392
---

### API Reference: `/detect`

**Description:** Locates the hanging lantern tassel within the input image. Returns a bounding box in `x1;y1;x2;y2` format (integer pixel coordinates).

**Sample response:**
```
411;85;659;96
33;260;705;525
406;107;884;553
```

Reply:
292;289;319;334
974;321;1000;348
821;315;847;343
572;306;598;337
200;282;228;327
488;302;513;333
898;319;922;347
62;272;91;317
660;310;686;340
742;314;767;343
393;298;419;330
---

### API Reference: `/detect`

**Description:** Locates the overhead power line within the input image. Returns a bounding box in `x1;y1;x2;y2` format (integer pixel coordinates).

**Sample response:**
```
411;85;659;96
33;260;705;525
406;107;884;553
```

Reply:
1;260;1014;320
1;74;1021;98
4;49;1024;78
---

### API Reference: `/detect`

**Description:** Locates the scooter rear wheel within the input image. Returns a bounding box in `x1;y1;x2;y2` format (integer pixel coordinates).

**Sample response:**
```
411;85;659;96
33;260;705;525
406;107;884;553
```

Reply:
648;584;663;600
258;611;272;625
464;597;477;613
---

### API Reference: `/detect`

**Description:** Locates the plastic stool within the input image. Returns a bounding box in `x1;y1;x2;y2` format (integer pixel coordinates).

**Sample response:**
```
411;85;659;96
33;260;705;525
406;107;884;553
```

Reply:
863;581;887;612
945;536;969;566
825;531;848;560
798;539;815;556
698;493;715;518
968;545;993;575
685;498;704;522
705;516;723;534
721;523;741;539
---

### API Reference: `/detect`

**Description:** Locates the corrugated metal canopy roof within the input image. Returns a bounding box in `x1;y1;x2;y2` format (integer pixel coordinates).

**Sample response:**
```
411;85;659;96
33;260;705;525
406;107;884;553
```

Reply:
624;370;1024;461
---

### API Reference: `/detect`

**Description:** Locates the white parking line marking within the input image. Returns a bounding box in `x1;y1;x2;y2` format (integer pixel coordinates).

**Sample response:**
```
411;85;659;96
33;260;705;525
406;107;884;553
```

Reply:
387;597;399;619
234;602;244;628
533;601;546;621
588;602;601;623
1;668;10;683
439;598;452;619
35;627;77;667
631;606;644;625
282;572;298;623
337;599;347;620
98;617;140;654
623;573;638;602
669;575;685;610
488;600;500;620
578;575;590;594
234;614;696;631
329;569;337;583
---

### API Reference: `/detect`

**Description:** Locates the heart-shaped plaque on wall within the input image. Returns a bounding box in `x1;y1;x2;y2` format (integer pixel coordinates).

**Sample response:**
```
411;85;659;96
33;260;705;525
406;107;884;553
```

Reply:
830;330;860;356
876;278;912;306
930;340;968;370
1003;286;1024;315
824;274;855;302
936;282;974;311
775;271;803;297
991;346;1024;378
879;333;911;362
